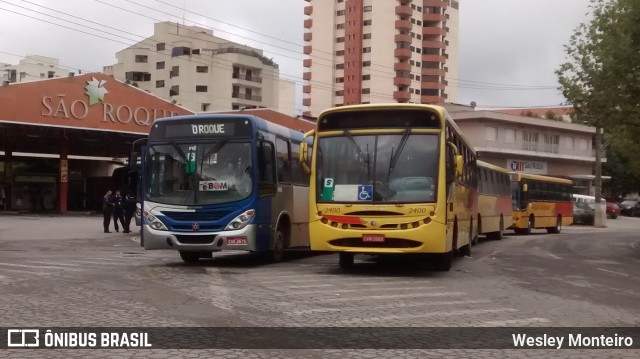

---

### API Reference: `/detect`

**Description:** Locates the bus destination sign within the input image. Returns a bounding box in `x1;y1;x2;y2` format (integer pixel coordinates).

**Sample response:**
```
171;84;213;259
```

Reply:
151;118;253;140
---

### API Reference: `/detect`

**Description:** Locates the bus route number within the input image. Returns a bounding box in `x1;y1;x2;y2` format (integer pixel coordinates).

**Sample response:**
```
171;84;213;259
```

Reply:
409;208;427;215
324;207;341;214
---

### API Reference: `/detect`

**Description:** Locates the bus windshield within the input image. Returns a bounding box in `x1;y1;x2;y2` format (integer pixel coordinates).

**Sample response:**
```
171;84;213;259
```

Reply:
144;141;253;206
316;133;439;203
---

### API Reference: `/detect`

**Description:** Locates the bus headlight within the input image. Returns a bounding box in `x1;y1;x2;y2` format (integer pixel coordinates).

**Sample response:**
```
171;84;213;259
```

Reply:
146;213;168;231
225;209;255;231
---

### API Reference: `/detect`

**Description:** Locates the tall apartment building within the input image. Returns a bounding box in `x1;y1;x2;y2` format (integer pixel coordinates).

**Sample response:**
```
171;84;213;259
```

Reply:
1;55;71;84
302;0;459;117
104;22;295;114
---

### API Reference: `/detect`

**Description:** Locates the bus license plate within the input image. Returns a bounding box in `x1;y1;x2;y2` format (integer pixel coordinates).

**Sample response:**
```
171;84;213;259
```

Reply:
227;237;248;245
362;234;385;243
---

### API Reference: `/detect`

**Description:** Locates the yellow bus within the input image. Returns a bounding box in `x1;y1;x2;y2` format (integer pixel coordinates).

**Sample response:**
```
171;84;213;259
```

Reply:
477;161;513;241
510;172;574;234
299;104;477;271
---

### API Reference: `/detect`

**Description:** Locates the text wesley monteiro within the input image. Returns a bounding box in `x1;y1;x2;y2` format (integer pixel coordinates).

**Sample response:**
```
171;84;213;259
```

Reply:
512;333;634;349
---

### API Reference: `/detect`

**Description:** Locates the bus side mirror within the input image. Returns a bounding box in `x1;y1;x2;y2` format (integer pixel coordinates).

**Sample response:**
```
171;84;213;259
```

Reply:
523;184;528;192
299;129;315;175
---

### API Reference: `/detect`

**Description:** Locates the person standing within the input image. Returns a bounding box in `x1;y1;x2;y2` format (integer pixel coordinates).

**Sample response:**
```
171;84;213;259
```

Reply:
122;190;136;233
112;190;125;232
102;190;114;233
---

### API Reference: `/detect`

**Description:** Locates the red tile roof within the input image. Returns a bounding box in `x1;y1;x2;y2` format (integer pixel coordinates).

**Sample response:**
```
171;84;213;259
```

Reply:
214;108;315;132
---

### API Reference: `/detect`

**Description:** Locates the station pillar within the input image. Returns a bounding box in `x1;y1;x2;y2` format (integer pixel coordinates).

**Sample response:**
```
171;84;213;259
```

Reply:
59;132;69;213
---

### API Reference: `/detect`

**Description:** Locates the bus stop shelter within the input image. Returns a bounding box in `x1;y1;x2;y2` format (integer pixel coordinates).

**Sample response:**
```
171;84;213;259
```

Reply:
0;73;192;213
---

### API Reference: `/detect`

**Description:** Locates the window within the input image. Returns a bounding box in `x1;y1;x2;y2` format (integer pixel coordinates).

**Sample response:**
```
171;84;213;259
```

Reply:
336;50;344;56
362;74;370;81
192;49;200;55
364;19;372;26
337;23;345;29
504;129;516;143
337;37;345;43
156;43;165;51
258;141;276;187
169;85;179;96
363;33;371;39
156;80;164;88
364;5;372;12
362;61;371;67
336;63;344;69
362;47;371;53
196;66;208;73
201;103;210;111
361;88;370;94
335;90;344;96
522;131;539;151
335;77;344;83
170;66;179;78
337;10;345;16
135;55;148;63
196;85;208;92
47;71;55;78
275;137;291;184
290;142;309;186
564;136;574;149
156;61;165;70
545;134;559;153
486;127;498;141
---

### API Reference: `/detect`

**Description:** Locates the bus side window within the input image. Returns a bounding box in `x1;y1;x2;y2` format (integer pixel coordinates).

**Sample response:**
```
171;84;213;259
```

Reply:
258;141;277;196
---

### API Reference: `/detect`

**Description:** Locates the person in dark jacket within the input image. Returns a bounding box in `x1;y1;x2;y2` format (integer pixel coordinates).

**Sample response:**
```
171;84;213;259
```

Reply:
111;190;125;232
122;191;136;233
102;190;114;233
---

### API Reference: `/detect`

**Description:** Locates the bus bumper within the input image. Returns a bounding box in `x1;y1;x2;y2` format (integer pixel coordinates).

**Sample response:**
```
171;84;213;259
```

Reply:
142;224;258;252
308;220;449;254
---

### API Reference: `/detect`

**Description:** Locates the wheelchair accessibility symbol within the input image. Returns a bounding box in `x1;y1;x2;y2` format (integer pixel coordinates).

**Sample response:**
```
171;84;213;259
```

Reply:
358;185;373;201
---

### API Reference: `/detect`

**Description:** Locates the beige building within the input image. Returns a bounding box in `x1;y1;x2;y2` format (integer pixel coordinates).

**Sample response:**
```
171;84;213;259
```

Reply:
303;0;459;117
446;104;603;195
104;22;294;114
1;55;71;84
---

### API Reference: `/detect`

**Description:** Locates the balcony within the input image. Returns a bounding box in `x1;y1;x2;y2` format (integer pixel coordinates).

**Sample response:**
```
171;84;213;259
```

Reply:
232;92;262;102
420;95;444;104
232;72;263;84
394;48;411;59
423;27;446;36
422;40;445;49
304;32;312;41
303;72;312;81
395;5;412;16
421;68;445;76
394;62;411;71
304;5;313;16
303;98;311;106
304;45;312;55
303;85;311;94
394;33;411;43
393;90;411;102
424;0;447;8
420;80;445;90
303;58;312;67
395;19;412;30
304;18;313;28
422;54;447;63
423;13;446;22
394;77;411;86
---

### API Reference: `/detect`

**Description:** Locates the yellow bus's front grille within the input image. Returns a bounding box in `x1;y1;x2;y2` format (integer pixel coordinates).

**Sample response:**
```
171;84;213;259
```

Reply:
329;238;421;248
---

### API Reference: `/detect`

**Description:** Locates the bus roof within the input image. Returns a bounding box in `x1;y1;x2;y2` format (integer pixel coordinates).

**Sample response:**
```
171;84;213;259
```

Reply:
315;103;475;153
477;160;510;174
510;172;573;185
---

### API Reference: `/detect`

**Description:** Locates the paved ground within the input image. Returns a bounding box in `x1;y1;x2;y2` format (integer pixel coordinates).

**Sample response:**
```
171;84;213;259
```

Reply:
0;214;639;358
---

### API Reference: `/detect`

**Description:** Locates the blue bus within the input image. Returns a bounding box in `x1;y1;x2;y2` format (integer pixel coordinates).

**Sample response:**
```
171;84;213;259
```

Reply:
139;114;311;263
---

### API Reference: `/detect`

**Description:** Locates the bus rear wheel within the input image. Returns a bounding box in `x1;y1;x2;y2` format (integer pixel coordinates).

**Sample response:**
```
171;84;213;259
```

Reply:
339;253;355;269
547;216;562;234
489;215;504;240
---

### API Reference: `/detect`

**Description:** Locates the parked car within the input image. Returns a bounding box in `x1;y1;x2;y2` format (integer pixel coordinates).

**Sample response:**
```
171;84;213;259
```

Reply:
606;202;620;219
619;199;640;217
573;201;594;225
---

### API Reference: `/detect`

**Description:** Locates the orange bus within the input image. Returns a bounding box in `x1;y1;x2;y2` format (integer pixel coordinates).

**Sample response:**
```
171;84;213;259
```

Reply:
476;161;513;241
510;173;573;234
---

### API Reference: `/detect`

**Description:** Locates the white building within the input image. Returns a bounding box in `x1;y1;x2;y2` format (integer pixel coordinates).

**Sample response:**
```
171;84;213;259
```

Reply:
1;55;71;84
104;22;294;114
303;0;459;117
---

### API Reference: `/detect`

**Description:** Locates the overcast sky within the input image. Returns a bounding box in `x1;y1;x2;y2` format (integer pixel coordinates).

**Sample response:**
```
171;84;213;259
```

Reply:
0;0;592;111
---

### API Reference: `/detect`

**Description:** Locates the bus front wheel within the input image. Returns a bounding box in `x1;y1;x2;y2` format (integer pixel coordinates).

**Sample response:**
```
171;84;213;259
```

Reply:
433;251;453;271
339;253;355;269
266;229;286;263
179;251;201;263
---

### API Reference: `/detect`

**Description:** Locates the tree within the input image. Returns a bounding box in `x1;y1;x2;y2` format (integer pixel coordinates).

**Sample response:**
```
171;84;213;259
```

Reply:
556;0;640;209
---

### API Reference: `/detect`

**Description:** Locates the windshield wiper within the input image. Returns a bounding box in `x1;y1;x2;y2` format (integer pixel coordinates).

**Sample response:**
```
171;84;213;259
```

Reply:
387;129;410;181
345;130;371;179
169;141;189;162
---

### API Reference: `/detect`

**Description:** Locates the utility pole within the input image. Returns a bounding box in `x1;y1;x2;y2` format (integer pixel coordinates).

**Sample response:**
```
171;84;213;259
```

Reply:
593;126;606;227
